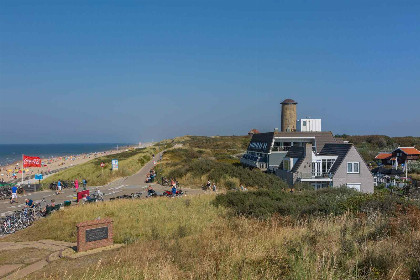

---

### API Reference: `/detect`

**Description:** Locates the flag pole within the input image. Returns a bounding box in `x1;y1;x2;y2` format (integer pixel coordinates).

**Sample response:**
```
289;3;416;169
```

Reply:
22;154;24;184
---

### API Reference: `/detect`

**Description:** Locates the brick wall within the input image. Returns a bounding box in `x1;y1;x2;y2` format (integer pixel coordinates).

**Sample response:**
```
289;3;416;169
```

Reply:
77;218;113;252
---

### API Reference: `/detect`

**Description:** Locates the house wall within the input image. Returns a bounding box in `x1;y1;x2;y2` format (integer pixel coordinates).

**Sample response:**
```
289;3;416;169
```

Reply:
275;169;294;185
332;146;374;193
295;143;313;177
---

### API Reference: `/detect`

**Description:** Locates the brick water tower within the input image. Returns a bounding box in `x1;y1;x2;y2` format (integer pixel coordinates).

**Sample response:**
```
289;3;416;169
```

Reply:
281;99;297;132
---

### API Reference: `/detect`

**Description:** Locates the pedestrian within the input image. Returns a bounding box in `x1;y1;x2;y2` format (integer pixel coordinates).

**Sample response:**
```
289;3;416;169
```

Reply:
10;185;18;203
74;179;79;192
57;179;62;194
172;184;177;197
82;179;87;190
212;183;217;192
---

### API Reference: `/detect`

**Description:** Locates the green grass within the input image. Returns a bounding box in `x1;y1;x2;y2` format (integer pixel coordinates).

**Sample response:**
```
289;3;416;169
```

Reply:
8;195;223;244
40;146;159;187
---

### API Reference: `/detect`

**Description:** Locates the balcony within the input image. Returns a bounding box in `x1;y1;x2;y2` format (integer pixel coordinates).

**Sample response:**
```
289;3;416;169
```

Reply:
298;172;332;180
271;146;292;152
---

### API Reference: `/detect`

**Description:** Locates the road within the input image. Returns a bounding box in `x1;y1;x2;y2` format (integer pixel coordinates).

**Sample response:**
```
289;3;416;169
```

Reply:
0;152;204;217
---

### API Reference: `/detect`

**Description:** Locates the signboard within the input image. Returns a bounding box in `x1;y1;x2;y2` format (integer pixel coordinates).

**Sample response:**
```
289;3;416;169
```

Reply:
86;227;109;242
76;218;113;252
23;155;42;167
112;159;118;171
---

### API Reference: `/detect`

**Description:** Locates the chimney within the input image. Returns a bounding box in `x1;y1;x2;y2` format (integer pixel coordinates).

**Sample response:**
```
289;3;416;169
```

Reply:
305;143;313;162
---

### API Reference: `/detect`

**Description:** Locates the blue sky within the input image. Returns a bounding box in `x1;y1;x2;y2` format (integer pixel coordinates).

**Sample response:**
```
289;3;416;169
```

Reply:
1;0;419;144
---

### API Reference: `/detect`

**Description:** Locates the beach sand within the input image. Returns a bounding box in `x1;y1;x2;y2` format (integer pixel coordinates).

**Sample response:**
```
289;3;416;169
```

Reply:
0;146;141;183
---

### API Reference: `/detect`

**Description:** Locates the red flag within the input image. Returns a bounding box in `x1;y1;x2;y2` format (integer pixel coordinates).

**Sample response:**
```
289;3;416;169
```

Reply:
23;155;42;167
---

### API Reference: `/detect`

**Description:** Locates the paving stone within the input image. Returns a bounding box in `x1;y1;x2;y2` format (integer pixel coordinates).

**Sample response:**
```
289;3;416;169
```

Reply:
3;260;48;280
0;264;23;278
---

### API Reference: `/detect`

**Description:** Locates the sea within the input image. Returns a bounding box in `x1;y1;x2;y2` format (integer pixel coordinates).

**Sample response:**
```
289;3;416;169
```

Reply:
0;143;131;166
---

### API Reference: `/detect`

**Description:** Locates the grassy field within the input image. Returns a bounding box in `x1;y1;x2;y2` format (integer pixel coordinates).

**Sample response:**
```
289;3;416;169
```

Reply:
5;135;420;279
5;190;420;280
40;145;160;188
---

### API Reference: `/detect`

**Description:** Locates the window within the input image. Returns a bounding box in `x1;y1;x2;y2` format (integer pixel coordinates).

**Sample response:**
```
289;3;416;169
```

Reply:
347;162;360;174
303;121;307;126
347;183;361;191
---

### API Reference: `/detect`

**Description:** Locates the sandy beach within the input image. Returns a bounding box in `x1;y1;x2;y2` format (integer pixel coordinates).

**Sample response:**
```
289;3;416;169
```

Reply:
0;145;146;183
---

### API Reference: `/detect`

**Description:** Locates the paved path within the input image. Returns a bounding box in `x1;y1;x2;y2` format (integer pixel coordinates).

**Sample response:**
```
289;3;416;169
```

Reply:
0;152;203;217
0;240;75;279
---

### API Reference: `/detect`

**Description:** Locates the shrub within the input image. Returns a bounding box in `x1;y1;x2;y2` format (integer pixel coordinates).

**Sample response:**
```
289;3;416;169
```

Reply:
213;187;419;220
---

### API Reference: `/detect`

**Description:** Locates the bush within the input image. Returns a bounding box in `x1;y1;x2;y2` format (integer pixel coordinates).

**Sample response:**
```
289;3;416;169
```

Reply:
213;188;419;219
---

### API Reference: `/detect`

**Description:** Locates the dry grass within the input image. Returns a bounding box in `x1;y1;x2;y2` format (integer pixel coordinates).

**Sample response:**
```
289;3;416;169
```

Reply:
7;194;419;280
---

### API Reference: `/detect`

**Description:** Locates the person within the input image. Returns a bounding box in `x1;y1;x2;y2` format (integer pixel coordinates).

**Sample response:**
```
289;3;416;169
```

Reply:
10;185;18;203
39;198;47;216
212;183;217;192
147;185;156;197
25;198;34;208
172;184;177;197
82;179;87;190
74;179;79;192
56;179;62;194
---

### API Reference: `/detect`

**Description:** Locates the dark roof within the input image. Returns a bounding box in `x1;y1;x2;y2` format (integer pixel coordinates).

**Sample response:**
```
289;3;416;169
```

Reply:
273;131;340;152
291;158;304;173
284;147;306;172
281;99;297;104
319;143;353;175
285;146;305;158
248;132;274;153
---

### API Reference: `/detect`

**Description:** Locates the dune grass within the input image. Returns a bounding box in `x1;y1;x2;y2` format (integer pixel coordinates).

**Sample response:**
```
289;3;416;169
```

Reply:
8;195;222;244
40;146;159;187
5;192;419;280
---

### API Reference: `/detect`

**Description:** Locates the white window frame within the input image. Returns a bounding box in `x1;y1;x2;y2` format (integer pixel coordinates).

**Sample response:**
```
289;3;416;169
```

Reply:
347;183;361;191
347;162;360;174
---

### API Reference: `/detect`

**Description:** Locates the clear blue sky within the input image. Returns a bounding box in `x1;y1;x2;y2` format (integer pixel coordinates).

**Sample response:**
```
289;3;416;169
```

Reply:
1;0;419;144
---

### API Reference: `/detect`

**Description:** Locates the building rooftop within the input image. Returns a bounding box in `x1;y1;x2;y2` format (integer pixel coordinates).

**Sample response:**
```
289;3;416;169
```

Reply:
319;143;353;175
280;99;297;105
396;147;420;155
248;131;341;154
375;152;392;160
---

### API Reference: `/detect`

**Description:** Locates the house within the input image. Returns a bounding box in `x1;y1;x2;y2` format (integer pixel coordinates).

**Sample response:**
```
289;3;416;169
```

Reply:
240;131;341;171
375;147;419;167
375;152;394;165
248;129;260;136
392;147;420;164
276;143;374;193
